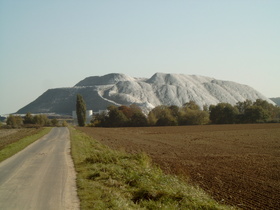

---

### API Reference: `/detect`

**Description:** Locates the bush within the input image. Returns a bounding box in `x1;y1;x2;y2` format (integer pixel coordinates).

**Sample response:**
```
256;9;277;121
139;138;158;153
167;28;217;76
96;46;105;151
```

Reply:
33;114;51;126
104;106;128;127
149;105;178;126
210;103;238;124
51;118;59;126
130;112;148;127
179;109;209;125
6;115;23;128
23;112;34;124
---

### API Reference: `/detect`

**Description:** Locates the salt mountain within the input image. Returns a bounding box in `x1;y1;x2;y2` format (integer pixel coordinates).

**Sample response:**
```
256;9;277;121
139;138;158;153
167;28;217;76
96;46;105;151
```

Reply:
17;73;275;115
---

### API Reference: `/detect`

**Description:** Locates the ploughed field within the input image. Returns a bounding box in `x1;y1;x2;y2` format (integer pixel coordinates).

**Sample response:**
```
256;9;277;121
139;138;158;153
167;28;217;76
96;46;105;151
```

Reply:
0;128;42;150
77;124;280;209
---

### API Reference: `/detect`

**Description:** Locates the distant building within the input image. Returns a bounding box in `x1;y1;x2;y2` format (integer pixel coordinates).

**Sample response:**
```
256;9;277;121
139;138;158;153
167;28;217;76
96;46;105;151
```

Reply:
93;110;109;115
72;110;93;125
0;115;7;122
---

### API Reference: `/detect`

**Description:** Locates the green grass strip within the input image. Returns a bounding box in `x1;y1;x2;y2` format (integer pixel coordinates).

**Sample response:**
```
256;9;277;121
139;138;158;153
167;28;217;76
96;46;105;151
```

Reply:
0;127;52;162
70;127;236;210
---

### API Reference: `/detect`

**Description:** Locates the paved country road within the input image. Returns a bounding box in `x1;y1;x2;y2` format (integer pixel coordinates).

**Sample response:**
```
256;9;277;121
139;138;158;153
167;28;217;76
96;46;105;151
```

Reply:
0;127;79;210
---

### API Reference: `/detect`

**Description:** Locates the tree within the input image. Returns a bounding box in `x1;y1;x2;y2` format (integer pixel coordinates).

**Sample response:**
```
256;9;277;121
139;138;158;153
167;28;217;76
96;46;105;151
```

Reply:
76;94;86;126
244;106;269;123
62;120;68;127
130;112;148;127
118;105;134;119
33;114;50;126
147;111;157;126
91;112;107;127
169;105;180;119
253;99;275;121
183;101;200;110
235;100;253;114
105;105;128;127
23;112;34;124
148;105;178;126
6;115;23;128
179;109;209;125
209;103;238;124
51;118;59;127
156;115;177;126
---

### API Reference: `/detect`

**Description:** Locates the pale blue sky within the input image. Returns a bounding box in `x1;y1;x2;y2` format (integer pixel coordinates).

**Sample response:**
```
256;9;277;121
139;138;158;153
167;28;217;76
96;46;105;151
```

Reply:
1;0;279;114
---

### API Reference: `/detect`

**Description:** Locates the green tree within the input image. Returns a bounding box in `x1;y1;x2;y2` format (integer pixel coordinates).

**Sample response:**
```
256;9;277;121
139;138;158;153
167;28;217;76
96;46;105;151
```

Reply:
51;118;59;127
23;112;34;124
147;111;157;126
209;103;238;124
76;94;86;127
91;111;107;127
130;112;148;127
183;101;200;110
244;106;269;123
179;109;209;125
253;99;276;121
156;115;177;126
7;115;23;128
62;120;68;127
118;105;134;119
235;100;253;114
148;105;178;126
33;115;50;126
169;105;180;119
105;105;128;127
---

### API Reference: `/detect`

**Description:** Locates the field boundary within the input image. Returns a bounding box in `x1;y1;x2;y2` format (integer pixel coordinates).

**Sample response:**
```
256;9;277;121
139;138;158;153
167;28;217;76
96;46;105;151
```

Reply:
0;127;52;162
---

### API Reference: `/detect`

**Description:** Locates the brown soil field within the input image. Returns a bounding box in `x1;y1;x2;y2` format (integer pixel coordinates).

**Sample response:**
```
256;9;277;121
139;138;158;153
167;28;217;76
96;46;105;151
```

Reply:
77;124;280;210
0;128;43;150
0;129;19;138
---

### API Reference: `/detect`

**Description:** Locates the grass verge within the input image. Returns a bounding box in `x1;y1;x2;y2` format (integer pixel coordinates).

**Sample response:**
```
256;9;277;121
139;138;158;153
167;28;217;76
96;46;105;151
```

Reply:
0;127;52;162
70;127;236;210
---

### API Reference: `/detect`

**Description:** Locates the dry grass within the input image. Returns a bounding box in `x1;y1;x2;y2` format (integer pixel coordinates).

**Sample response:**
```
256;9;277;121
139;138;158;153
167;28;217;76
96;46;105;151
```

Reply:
0;127;51;162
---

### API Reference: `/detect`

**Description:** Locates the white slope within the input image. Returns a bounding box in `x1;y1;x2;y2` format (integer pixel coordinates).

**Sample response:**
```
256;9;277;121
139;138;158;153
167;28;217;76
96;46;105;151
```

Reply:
75;72;275;113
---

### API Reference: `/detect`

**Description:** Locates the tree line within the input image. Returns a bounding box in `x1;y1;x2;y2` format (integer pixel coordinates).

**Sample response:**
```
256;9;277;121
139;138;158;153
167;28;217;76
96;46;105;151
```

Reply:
90;99;280;127
4;113;65;129
4;95;279;128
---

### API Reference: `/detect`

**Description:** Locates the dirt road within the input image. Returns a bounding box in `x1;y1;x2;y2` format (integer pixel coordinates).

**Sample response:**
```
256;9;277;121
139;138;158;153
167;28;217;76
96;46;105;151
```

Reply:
0;127;79;210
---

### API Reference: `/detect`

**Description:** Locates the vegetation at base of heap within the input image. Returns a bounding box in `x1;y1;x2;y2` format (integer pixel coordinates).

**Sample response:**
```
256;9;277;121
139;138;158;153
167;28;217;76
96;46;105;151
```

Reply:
92;104;148;127
91;99;280;127
2;113;66;129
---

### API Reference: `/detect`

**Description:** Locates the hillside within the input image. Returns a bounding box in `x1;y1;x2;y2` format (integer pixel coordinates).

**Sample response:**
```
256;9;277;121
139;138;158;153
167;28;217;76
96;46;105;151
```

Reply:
17;73;275;114
270;97;280;106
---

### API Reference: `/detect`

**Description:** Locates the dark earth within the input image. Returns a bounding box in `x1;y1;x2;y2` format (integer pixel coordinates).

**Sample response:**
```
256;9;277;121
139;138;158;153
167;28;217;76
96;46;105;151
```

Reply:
78;124;280;210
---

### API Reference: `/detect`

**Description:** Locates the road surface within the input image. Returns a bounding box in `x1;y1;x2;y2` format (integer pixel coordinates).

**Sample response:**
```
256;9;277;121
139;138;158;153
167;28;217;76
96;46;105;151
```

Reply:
0;127;79;210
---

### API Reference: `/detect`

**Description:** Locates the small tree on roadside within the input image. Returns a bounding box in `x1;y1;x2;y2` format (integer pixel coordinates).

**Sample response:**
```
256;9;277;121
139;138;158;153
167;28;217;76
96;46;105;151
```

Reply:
23;112;34;124
33;114;50;126
6;115;23;128
76;94;86;127
51;118;59;127
62;120;68;127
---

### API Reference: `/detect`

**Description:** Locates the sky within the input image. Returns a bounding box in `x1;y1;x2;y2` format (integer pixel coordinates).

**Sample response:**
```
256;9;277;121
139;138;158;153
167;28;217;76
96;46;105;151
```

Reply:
0;0;279;114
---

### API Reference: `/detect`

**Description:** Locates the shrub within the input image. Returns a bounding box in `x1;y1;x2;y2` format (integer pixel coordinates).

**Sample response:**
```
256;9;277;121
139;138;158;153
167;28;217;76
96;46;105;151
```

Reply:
6;115;23;128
